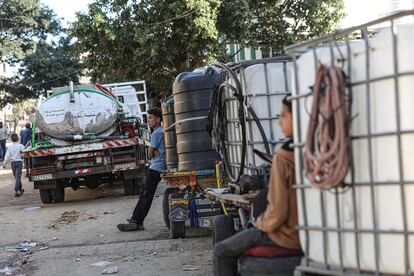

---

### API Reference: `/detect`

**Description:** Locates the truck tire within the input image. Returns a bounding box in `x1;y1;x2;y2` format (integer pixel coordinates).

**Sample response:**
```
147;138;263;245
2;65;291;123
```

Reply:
52;186;65;203
85;176;100;189
124;179;136;195
39;189;53;204
162;188;178;229
170;220;185;239
212;215;235;245
134;177;145;195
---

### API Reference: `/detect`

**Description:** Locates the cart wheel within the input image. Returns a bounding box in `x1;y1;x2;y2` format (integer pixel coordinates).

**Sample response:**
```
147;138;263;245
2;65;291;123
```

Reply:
170;220;185;239
52;186;65;203
212;215;235;245
162;188;178;229
39;188;53;204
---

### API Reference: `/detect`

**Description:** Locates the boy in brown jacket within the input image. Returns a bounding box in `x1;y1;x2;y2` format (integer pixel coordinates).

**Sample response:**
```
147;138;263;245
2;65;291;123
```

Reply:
213;95;301;276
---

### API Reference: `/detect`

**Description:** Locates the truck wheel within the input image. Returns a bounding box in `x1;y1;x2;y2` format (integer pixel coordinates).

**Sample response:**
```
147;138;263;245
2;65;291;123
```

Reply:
162;188;178;229
170;220;185;239
85;176;100;189
52;186;65;203
39;189;53;204
124;179;136;195
134;177;145;195
212;215;235;245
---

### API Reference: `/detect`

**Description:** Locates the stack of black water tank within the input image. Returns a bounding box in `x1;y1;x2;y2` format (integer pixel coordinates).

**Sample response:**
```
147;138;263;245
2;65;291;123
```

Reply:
168;67;221;171
161;96;178;170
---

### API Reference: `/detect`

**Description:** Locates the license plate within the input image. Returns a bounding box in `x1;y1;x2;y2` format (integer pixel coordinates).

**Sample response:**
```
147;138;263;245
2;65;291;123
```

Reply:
32;174;53;181
114;162;136;170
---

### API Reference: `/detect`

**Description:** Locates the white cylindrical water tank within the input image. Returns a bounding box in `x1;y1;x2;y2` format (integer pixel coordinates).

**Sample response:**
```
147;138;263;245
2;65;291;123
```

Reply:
36;84;121;140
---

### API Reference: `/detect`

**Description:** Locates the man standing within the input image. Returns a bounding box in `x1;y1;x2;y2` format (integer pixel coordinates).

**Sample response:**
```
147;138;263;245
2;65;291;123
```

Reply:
117;107;166;231
20;123;32;146
20;123;32;176
0;122;8;162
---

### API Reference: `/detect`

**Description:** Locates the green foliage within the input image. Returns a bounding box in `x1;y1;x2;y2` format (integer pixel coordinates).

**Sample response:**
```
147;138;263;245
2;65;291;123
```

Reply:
72;0;225;93
10;99;37;132
216;0;252;44
0;0;60;62
0;0;344;106
19;37;84;96
72;0;344;94
248;0;345;55
0;0;83;107
0;80;33;107
0;37;84;108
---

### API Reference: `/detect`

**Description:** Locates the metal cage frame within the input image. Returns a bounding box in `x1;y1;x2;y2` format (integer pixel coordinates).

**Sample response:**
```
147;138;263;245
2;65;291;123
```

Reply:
285;10;414;276
223;56;292;181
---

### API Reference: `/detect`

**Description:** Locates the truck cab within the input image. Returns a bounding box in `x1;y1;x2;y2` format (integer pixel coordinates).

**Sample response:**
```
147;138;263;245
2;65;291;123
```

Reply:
104;81;148;123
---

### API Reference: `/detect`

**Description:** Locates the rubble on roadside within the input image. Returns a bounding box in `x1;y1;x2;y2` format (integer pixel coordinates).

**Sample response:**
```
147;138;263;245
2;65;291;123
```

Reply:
101;266;118;274
0;240;49;276
48;210;79;229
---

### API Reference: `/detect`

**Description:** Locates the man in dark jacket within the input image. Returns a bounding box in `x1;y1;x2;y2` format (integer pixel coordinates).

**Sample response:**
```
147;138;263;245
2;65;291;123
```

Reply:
20;123;32;146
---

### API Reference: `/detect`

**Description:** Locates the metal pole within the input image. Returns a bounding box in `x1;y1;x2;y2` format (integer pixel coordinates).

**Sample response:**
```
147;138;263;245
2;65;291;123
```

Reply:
346;38;361;274
363;27;380;276
390;18;410;276
292;55;310;266
238;207;247;229
69;81;75;102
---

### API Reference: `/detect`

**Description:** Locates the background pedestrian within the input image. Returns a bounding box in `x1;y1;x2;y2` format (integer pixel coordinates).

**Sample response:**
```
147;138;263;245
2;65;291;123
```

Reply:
2;133;25;197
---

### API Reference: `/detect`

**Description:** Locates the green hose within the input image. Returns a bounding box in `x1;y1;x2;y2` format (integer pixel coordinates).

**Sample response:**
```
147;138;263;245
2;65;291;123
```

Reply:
33;141;54;149
31;118;36;148
44;88;125;106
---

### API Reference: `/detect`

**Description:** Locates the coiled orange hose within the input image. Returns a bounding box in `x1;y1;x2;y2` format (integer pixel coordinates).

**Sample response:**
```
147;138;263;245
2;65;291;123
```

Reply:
303;65;350;190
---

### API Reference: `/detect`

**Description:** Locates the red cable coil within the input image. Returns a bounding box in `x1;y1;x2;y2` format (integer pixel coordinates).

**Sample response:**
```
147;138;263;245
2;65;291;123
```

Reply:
303;65;351;190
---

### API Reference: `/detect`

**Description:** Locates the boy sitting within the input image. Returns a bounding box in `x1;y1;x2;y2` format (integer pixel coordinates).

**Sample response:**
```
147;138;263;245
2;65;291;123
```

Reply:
213;95;301;275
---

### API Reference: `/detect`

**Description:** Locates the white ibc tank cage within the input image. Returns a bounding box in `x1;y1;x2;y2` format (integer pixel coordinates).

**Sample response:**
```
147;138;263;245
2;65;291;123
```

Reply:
286;11;414;275
222;57;293;180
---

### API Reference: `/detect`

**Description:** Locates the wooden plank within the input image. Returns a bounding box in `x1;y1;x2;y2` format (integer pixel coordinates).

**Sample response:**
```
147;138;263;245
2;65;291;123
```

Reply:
205;190;252;206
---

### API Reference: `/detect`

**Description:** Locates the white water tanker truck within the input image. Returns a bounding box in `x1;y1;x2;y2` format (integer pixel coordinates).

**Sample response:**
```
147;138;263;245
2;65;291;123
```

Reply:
22;81;150;203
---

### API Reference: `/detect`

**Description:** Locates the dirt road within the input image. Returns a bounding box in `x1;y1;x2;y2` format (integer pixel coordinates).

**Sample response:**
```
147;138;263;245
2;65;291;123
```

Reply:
0;169;213;275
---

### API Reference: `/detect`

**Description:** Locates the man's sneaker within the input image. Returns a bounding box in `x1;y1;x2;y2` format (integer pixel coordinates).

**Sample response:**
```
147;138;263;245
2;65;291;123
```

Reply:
117;221;144;232
14;192;21;197
19;189;24;196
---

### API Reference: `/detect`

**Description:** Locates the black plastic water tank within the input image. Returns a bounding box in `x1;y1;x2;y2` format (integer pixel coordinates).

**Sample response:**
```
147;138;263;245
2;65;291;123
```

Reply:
162;96;178;170
173;67;221;171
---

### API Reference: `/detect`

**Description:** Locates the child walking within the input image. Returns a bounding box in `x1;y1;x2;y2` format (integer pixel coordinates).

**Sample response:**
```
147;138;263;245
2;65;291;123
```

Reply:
2;133;25;197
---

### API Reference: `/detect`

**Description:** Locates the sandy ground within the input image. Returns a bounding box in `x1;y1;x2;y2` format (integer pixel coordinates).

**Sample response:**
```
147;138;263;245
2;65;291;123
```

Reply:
0;168;213;275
